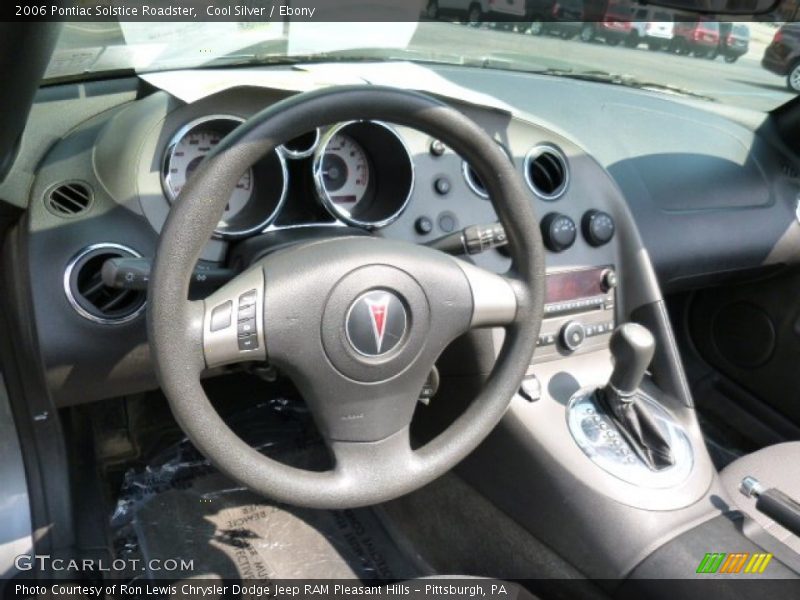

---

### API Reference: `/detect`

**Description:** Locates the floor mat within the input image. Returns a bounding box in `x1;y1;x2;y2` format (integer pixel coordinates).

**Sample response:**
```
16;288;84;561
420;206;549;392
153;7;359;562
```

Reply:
128;472;424;580
109;397;426;581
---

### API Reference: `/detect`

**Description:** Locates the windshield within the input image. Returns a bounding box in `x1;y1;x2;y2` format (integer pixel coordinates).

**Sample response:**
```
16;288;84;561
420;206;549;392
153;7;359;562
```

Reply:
47;19;793;113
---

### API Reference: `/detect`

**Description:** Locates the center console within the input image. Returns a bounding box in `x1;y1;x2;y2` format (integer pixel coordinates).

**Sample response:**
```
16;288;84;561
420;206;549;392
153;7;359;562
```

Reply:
454;143;737;580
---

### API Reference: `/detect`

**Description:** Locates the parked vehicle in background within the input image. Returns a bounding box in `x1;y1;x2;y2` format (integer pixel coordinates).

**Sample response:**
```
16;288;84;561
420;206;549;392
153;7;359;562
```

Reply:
629;7;674;50
762;23;800;91
715;23;749;63
527;0;584;39
426;0;527;24
579;0;633;46
670;19;720;58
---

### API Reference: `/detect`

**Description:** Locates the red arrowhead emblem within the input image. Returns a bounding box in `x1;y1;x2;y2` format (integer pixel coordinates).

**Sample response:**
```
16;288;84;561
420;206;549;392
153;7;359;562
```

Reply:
364;293;391;353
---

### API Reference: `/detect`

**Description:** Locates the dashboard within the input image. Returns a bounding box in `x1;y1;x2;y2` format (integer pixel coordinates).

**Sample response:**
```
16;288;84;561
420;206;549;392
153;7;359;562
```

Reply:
9;64;800;407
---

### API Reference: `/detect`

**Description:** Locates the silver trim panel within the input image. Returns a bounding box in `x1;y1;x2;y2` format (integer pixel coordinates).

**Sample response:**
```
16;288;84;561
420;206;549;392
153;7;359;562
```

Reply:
566;389;694;489
202;267;267;368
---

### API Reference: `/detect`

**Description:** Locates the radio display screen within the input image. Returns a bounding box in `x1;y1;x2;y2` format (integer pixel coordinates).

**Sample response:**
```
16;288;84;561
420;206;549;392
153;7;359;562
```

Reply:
546;268;605;304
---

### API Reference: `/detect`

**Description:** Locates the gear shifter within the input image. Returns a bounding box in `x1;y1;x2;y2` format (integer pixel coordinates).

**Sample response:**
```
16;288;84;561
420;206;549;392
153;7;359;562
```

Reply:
599;323;676;470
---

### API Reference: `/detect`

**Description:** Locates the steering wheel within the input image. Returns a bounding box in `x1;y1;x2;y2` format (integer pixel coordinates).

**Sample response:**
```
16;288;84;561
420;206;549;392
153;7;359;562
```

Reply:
149;86;545;509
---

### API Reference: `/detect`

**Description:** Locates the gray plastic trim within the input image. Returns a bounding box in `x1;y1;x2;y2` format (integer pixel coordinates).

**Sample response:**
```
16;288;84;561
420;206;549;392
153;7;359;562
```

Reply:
313;120;415;229
523;143;570;201
0;373;33;581
63;242;145;326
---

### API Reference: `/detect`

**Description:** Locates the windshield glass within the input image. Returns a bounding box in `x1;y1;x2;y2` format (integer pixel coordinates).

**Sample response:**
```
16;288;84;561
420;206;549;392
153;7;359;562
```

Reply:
47;18;794;113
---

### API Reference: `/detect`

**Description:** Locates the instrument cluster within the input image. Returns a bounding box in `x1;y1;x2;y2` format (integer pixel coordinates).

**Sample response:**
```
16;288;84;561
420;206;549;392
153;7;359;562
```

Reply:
161;116;414;239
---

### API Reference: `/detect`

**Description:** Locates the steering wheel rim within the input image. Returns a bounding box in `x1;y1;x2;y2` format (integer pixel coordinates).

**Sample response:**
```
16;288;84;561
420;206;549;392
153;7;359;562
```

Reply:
149;86;545;508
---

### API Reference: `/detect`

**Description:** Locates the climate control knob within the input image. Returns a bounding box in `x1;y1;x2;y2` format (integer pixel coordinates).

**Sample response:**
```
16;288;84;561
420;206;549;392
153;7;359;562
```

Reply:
541;213;577;253
560;321;585;352
582;210;615;247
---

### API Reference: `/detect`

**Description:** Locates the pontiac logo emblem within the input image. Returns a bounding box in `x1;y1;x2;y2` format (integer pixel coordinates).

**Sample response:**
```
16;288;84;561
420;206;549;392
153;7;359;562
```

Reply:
346;290;407;357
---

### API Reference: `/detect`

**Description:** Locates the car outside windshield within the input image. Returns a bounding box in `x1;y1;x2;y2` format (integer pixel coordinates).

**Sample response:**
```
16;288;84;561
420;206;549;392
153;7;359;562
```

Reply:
47;18;795;112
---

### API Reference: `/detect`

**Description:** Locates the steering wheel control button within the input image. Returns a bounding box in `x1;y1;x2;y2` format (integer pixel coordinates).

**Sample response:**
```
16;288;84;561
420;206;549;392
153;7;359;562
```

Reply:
238;303;256;320
239;290;257;306
345;290;407;357
415;216;434;235
541;212;577;252
582;210;616;247
210;301;232;332
560;321;585;352
236;289;259;352
237;319;256;336
238;335;258;351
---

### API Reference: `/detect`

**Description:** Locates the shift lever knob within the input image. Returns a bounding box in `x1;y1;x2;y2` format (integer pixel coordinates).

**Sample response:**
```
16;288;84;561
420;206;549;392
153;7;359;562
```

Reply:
607;323;655;399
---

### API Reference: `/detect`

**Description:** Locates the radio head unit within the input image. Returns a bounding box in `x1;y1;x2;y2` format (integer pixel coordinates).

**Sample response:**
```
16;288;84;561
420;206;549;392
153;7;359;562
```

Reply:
534;266;617;362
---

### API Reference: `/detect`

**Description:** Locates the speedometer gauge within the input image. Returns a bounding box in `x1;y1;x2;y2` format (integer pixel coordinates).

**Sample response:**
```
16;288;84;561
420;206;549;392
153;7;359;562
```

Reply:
165;129;254;223
319;133;370;215
314;121;414;229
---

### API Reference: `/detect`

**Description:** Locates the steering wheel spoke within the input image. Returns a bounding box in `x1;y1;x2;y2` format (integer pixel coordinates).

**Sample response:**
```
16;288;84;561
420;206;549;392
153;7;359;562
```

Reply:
329;427;417;484
454;259;521;328
201;266;267;368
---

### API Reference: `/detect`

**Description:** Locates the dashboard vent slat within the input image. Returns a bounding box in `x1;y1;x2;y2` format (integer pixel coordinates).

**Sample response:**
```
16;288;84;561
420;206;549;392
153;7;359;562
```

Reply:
524;145;569;200
46;182;92;217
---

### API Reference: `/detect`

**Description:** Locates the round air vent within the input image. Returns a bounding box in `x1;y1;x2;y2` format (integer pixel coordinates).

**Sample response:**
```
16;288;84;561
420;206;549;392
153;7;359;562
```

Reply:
524;145;569;200
462;161;488;199
64;244;146;325
45;181;93;217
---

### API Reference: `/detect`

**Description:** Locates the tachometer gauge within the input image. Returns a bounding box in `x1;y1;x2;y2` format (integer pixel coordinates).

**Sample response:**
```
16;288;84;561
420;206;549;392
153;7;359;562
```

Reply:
319;133;370;215
162;115;288;238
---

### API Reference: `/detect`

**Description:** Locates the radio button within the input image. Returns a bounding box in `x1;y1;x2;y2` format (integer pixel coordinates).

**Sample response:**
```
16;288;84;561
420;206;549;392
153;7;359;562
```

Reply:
560;321;585;352
601;268;618;292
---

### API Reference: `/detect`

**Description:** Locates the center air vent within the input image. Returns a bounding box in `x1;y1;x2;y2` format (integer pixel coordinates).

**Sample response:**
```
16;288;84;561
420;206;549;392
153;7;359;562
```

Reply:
46;181;93;217
524;145;569;200
64;244;145;325
462;162;489;199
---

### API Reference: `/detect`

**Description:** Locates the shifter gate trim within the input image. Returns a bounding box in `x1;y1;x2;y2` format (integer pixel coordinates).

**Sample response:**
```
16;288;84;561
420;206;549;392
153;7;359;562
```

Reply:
566;389;694;489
